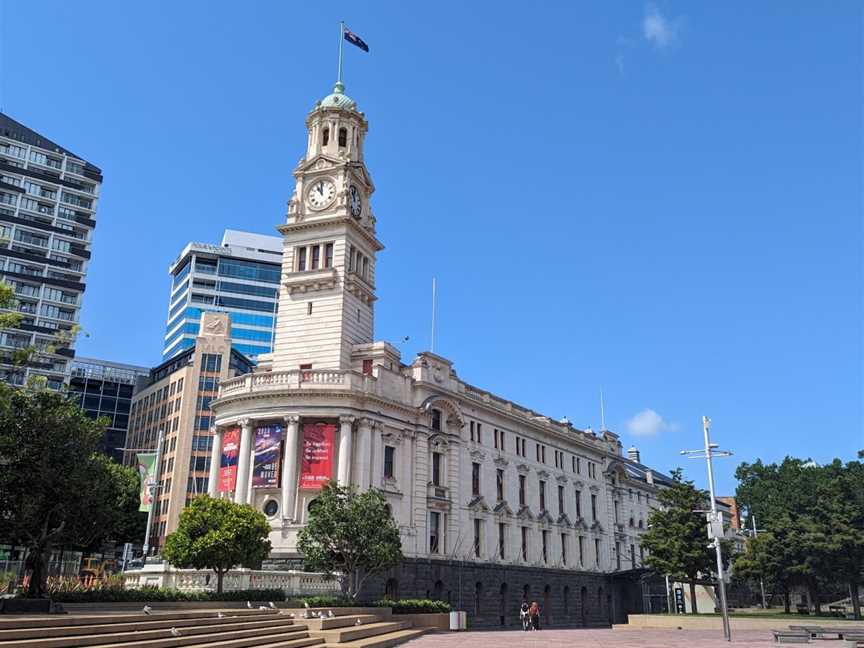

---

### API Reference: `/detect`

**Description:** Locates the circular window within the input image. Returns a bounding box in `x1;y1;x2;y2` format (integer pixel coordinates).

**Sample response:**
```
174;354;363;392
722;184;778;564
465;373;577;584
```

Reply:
263;500;279;518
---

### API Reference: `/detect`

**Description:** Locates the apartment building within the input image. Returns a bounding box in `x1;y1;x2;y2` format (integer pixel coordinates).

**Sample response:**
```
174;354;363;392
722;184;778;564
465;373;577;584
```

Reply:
0;113;101;388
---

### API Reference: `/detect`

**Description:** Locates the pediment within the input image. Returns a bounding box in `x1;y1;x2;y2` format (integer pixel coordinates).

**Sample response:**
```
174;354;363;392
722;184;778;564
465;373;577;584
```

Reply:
516;463;531;476
536;469;550;480
493;456;509;469
574;517;589;531
468;496;491;513
557;513;572;527
590;520;604;533
537;510;554;526
516;505;534;521
469;449;486;462
493;501;513;517
556;474;569;485
294;154;343;175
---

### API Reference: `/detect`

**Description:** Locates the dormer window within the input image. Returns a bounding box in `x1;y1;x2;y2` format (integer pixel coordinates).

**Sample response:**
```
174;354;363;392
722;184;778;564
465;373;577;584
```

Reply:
322;128;329;146
338;127;347;147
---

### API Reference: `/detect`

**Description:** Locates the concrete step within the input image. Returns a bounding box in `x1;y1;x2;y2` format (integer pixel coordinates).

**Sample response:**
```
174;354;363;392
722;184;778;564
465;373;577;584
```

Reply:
0;609;277;631
8;621;310;648
313;621;410;644
140;635;324;648
324;628;427;648
0;613;296;641
301;615;381;630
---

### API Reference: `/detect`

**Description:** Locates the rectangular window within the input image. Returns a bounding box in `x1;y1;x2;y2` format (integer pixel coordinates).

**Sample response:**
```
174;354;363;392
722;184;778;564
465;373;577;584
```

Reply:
616;541;622;570
578;536;585;565
431;408;441;431
518;474;526;506
575;489;582;518
591;493;597;521
558;484;564;515
595;538;601;566
362;358;373;375
541;446;546;464
471;462;480;497
201;354;221;373
614;500;620;524
561;533;567;565
311;245;320;270
577;457;582;474
383;445;395;479
473;518;481;557
432;452;442;487
539;480;546;511
498;522;506;559
630;544;636;567
470;421;475;442
536;444;540;462
324;243;334;268
430;512;440;554
496;468;504;502
541;530;548;563
297;247;307;271
521;527;528;561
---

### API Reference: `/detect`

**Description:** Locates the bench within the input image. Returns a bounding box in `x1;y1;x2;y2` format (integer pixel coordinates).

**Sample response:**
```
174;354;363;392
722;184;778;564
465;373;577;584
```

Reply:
773;629;811;643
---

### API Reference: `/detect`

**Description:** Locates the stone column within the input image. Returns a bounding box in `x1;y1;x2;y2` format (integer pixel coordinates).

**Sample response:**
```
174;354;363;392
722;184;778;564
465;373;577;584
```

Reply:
207;427;223;497
234;418;253;504
281;415;300;522
337;415;355;486
355;418;373;491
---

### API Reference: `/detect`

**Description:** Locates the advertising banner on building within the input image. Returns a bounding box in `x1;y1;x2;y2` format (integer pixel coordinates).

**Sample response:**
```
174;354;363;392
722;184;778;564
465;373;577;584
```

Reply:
252;424;283;488
136;453;157;512
299;422;335;490
218;426;241;493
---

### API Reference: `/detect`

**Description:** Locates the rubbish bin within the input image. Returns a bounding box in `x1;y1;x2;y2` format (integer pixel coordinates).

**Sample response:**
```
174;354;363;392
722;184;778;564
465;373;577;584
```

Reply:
449;610;467;630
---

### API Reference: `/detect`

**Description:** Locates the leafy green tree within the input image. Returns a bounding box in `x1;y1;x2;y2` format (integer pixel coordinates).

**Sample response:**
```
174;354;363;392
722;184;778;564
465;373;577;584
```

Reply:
163;496;272;593
297;482;402;600
0;382;136;598
641;469;714;613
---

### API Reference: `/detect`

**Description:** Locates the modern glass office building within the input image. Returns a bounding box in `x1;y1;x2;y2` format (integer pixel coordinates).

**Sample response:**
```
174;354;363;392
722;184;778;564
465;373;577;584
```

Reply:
164;230;281;362
0;113;102;388
68;357;150;463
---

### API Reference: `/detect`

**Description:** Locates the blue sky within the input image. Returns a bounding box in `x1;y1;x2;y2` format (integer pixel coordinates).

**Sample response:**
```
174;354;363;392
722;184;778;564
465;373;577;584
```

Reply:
1;2;860;494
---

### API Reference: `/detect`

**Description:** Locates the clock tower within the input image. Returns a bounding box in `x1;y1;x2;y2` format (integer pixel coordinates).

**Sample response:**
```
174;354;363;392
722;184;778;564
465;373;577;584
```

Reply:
271;82;383;372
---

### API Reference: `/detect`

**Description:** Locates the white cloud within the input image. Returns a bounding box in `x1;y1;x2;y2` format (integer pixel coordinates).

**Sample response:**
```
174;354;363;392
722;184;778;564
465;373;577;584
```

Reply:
626;409;678;437
642;4;682;49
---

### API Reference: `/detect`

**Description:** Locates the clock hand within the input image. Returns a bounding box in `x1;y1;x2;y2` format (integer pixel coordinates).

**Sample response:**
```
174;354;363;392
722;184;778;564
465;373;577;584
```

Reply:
317;183;323;196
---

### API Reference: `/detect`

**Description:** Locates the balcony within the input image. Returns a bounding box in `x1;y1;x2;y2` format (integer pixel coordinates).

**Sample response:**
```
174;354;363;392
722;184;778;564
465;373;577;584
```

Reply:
219;368;360;398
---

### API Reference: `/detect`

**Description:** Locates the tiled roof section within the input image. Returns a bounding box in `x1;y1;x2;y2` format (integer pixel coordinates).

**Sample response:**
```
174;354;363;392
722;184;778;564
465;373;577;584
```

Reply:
623;459;675;487
0;112;102;174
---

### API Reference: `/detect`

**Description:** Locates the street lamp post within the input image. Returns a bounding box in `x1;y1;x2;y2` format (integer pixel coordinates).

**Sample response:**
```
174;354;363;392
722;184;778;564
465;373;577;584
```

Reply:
142;430;165;558
681;416;733;642
750;513;769;609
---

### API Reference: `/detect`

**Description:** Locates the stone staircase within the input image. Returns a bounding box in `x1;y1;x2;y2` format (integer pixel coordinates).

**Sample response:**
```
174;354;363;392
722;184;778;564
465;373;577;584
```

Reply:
0;608;427;648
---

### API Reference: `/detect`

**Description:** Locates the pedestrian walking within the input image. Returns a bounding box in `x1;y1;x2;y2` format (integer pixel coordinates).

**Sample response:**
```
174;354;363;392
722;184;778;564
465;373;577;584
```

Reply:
529;601;541;630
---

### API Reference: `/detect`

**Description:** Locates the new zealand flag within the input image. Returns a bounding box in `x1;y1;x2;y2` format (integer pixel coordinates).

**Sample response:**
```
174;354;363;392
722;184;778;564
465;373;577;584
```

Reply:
344;27;369;52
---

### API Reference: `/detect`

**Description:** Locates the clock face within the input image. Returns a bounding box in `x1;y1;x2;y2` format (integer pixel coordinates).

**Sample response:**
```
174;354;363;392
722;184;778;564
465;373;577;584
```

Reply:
307;178;336;209
349;185;362;218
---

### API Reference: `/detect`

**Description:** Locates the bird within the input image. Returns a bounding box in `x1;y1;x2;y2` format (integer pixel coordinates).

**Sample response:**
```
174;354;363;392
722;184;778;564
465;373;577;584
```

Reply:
355;618;363;626
217;612;225;619
303;600;310;609
246;601;253;609
142;605;152;615
259;605;270;611
288;612;295;618
170;627;181;637
327;610;335;618
269;601;276;609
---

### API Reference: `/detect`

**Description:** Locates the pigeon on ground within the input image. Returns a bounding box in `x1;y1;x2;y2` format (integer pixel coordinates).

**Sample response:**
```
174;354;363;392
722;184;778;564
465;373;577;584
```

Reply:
328;610;335;618
217;612;225;618
355;618;363;626
269;601;276;609
142;605;152;615
247;601;253;609
303;600;310;608
259;605;269;611
170;627;181;637
288;612;295;618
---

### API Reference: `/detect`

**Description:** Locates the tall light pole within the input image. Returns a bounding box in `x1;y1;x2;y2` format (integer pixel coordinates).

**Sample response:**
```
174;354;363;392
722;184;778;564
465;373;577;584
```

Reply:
681;416;733;642
750;513;769;609
142;430;165;558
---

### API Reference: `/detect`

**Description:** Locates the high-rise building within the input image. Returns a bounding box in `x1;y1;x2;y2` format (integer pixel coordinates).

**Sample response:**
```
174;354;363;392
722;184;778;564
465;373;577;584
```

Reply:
68;357;150;463
0;113;102;388
126;312;254;548
163;230;281;363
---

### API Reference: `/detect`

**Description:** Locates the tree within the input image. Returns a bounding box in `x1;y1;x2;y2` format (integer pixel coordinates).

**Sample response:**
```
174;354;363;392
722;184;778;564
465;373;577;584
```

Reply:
641;469;714;613
163;495;271;593
0;382;137;597
297;482;402;600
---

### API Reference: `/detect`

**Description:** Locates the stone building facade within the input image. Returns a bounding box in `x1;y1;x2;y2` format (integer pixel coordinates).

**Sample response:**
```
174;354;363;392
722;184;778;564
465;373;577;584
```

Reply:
208;81;672;627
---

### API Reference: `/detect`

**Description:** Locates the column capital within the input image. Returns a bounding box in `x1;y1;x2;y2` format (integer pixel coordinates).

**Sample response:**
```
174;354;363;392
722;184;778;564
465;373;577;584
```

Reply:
284;415;300;426
339;415;356;426
238;417;254;429
357;416;374;429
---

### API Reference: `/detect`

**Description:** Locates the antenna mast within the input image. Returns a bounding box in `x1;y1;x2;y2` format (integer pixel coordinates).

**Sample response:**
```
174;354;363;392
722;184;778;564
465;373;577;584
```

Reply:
430;277;437;353
600;388;606;431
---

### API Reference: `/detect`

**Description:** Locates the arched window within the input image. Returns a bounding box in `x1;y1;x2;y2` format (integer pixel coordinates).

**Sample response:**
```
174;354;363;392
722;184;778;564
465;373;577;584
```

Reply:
384;578;399;600
307;498;319;514
543;584;551;625
474;581;483;617
322;127;329;146
580;586;588;626
523;583;530;602
598;586;604;612
563;585;570;617
499;582;508;627
338;127;347;147
433;580;444;601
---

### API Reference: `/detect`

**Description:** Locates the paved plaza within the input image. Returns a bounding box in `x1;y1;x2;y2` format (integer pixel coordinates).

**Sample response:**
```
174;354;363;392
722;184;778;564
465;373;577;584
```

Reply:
404;628;773;647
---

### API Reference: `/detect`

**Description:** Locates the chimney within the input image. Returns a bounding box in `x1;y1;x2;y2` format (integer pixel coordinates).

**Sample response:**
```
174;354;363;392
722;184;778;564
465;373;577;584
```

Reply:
627;446;641;463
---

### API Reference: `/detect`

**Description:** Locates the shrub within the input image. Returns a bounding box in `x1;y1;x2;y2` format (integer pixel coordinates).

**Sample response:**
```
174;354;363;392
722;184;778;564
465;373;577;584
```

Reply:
49;586;287;603
291;595;353;608
373;598;451;614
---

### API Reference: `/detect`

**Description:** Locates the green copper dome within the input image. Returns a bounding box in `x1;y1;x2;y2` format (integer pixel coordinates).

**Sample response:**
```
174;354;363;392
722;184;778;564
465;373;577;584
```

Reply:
319;82;356;110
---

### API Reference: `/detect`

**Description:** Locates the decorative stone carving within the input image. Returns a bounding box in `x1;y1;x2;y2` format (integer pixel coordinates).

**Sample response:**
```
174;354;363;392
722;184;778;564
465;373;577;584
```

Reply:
516;463;531;476
338;415;355;426
537;469;550;480
467;496;490;513
493;456;509;469
493;501;513;517
284;415;300;426
469;449;485;462
556;474;569;485
516;505;534;521
381;430;403;446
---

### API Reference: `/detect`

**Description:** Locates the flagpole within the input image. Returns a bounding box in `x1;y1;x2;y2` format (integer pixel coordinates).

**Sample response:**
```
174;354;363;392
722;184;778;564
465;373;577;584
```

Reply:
337;21;344;84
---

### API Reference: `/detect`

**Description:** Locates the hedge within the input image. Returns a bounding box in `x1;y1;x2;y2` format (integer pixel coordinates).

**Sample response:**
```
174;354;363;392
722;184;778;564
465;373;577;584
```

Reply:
373;598;451;614
50;587;287;603
291;595;353;608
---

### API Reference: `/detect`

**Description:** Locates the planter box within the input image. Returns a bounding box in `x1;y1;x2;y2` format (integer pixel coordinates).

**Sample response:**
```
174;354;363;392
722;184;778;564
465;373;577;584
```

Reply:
395;612;450;630
0;598;64;615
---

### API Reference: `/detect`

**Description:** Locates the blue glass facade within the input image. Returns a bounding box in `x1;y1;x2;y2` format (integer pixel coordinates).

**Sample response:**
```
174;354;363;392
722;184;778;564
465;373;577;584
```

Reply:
163;248;280;363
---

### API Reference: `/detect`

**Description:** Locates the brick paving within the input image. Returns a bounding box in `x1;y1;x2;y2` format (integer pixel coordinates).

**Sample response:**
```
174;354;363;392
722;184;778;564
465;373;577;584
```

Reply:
404;628;773;647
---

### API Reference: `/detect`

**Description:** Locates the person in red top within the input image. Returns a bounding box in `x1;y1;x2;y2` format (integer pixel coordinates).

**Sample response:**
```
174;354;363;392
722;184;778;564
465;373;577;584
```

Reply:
529;601;541;630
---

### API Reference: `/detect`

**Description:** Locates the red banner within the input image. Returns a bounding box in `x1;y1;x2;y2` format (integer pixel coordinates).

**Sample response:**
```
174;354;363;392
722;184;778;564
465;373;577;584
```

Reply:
218;426;240;493
299;422;335;490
